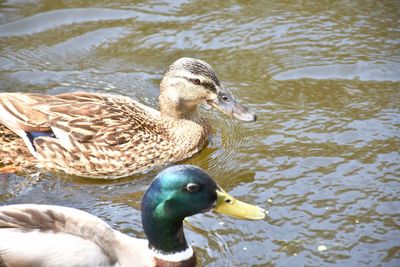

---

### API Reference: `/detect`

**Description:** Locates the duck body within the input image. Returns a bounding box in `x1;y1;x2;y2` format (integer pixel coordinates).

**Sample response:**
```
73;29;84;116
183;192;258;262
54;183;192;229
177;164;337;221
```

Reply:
0;92;210;178
0;204;151;266
0;165;266;267
0;58;255;179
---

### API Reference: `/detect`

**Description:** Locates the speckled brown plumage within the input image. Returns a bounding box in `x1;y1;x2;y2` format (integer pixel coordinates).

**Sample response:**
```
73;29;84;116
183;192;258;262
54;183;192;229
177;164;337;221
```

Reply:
0;124;35;172
0;58;255;179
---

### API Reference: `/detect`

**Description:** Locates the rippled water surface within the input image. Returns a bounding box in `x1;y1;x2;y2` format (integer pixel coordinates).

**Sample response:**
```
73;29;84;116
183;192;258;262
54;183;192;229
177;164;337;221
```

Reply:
1;1;399;266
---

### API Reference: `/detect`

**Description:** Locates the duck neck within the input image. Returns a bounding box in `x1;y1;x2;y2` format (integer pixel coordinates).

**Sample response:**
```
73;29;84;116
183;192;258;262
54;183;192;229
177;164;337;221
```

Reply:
158;79;203;122
142;206;195;265
159;94;200;122
145;217;188;253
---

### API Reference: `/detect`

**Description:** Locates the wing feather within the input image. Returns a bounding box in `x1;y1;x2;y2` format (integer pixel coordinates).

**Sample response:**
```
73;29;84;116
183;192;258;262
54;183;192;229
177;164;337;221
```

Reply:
0;92;164;147
0;205;120;266
0;205;150;266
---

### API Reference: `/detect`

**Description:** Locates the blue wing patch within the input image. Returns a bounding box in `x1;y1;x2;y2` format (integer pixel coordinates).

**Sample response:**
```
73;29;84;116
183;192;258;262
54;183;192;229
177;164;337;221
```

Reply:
26;131;55;150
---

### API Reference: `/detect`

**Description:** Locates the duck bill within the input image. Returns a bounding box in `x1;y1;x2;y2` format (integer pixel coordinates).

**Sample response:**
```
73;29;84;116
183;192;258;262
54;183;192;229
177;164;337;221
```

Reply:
213;187;266;220
207;85;256;122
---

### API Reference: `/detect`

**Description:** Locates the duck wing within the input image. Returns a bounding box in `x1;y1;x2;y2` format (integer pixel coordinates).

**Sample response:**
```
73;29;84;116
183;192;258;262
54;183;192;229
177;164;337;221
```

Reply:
0;92;165;153
0;204;148;267
0;92;55;132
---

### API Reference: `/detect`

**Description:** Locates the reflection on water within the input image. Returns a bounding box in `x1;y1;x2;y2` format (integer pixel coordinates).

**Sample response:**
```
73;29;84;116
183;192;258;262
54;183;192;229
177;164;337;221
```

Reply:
1;0;399;266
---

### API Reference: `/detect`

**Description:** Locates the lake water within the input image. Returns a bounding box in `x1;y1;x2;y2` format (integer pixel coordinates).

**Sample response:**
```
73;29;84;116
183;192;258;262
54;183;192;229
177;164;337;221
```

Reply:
0;1;399;266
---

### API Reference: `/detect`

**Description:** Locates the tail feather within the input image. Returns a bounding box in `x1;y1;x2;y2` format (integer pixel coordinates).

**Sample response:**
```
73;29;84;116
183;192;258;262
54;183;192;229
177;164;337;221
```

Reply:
0;124;36;172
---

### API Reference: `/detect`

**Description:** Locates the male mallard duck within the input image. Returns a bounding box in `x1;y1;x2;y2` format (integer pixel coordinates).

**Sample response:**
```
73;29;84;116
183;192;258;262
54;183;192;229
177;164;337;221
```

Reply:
0;58;256;178
0;165;266;266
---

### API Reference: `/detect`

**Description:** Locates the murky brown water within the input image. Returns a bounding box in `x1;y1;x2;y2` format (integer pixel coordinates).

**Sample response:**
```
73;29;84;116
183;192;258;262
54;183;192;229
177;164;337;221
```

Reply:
1;1;399;266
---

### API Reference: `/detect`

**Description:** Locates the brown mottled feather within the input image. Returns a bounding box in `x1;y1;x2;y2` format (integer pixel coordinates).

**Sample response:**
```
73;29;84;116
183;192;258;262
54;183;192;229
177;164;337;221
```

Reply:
0;124;35;172
0;58;253;179
0;92;210;178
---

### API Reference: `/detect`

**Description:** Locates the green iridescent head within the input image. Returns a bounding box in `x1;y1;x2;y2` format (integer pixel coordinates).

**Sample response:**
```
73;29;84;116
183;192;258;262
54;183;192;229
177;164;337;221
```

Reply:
141;165;266;254
142;165;217;222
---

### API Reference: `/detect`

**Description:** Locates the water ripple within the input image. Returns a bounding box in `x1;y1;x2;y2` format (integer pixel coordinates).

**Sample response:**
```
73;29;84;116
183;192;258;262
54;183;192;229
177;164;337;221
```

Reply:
274;61;400;82
1;1;400;266
0;8;173;37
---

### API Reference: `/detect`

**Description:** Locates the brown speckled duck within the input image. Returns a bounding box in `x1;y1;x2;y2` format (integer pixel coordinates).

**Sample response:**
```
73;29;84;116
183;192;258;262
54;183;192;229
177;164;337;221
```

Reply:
0;58;256;178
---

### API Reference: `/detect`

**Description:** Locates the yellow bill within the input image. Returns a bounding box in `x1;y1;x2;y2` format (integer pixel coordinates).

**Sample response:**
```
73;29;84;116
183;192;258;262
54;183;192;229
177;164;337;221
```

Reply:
213;187;266;220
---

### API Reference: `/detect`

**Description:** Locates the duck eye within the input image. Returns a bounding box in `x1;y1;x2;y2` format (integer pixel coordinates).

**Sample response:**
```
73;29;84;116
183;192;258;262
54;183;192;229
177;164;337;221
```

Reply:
192;78;201;85
186;183;200;192
220;94;229;102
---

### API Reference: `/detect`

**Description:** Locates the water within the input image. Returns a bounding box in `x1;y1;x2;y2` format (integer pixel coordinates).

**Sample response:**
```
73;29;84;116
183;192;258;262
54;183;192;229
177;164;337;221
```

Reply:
0;0;399;266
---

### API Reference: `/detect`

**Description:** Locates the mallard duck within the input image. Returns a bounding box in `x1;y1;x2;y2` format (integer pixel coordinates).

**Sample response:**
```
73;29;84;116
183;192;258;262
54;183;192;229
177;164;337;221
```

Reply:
0;165;266;266
0;58;256;178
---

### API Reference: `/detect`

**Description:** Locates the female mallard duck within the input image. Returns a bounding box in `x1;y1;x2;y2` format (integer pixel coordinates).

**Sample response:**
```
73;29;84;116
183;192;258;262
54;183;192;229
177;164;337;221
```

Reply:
0;165;266;266
0;58;256;178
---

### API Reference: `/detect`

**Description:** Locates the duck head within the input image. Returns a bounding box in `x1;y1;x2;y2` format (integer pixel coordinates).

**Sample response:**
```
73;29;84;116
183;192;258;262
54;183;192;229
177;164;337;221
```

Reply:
159;58;256;122
141;165;266;263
